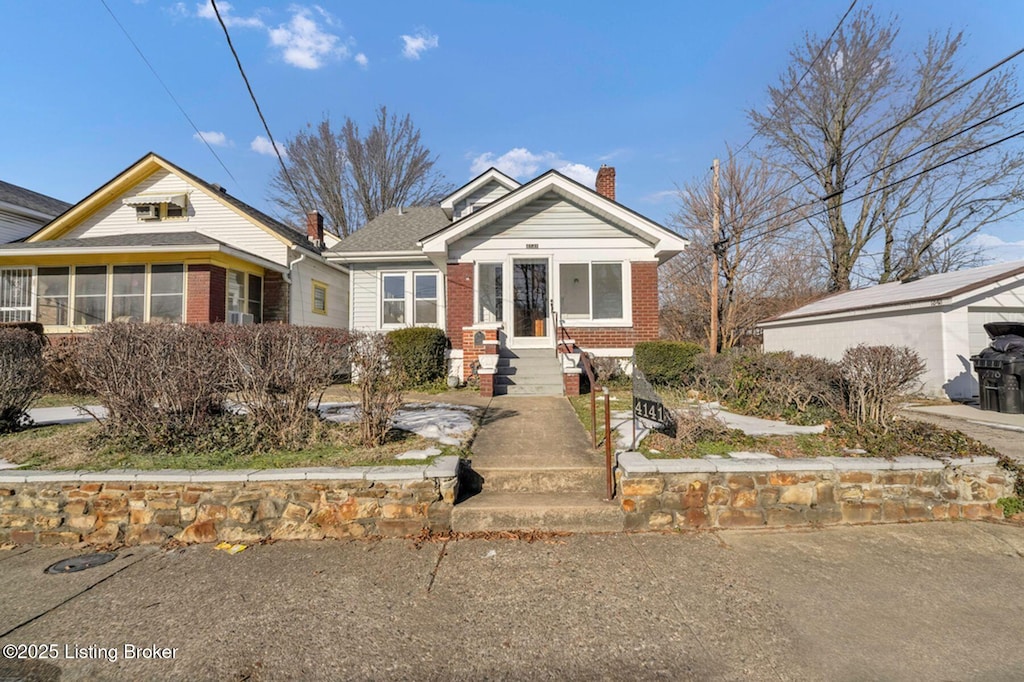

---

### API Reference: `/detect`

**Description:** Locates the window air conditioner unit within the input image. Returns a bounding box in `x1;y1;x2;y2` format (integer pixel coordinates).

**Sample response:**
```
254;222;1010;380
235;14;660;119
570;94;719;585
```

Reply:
228;311;255;325
135;204;160;220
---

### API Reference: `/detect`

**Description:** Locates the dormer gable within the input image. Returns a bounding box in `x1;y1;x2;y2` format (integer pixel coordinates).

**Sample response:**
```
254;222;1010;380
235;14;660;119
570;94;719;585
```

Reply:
440;167;520;220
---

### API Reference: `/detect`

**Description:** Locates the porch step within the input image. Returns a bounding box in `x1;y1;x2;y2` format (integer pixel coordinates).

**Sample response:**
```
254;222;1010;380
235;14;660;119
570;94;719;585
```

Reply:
466;466;607;494
451;492;624;533
498;383;565;396
493;351;563;396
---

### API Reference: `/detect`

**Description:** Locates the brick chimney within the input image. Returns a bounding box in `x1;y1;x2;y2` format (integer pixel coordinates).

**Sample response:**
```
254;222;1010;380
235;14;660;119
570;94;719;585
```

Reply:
306;210;324;248
596;165;616;201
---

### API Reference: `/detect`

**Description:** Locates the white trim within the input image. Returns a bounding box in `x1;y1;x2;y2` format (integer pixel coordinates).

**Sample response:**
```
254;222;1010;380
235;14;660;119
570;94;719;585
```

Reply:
440;168;520;215
324;250;430;263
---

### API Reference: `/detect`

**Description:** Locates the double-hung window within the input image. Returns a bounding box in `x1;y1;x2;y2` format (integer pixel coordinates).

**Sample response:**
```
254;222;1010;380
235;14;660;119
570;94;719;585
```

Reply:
381;274;406;325
414;273;437;324
559;262;625;322
380;271;440;327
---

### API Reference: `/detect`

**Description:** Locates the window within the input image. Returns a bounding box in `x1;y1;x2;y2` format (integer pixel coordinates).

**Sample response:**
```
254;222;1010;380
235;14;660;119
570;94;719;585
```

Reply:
226;270;262;324
36;267;69;325
414;273;437;324
477;262;503;323
381;274;406;325
558;262;625;322
248;274;262;323
164;202;185;219
112;265;146;321
312;281;327;315
74;266;108;325
150;264;184;323
0;268;33;323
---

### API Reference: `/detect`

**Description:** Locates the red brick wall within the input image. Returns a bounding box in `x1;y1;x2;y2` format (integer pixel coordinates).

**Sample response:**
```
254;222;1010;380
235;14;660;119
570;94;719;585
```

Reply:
263;271;289;323
566;261;658;350
186;264;227;324
446;263;473;350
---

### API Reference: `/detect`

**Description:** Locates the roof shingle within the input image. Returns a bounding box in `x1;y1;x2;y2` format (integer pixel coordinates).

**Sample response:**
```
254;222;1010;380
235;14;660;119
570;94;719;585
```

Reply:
0;180;72;217
327;206;450;254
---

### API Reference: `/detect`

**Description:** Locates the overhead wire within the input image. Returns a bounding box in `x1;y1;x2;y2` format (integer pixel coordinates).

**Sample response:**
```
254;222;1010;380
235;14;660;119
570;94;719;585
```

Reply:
98;0;240;187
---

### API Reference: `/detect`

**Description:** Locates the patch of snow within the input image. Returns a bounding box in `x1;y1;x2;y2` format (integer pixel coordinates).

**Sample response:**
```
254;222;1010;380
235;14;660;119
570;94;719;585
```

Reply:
396;446;442;461
728;451;777;460
0;459;19;470
319;402;478;446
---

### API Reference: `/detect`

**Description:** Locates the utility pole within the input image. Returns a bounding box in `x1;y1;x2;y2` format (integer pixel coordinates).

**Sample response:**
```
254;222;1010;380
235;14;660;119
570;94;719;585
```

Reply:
710;158;720;356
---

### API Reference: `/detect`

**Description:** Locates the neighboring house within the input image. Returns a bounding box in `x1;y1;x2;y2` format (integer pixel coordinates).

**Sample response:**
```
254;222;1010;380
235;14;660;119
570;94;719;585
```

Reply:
0;152;348;330
325;165;689;395
0;179;72;244
760;260;1024;400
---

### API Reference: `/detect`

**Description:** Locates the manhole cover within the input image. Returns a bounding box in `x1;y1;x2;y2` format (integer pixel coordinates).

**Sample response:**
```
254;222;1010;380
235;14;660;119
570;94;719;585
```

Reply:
44;553;117;574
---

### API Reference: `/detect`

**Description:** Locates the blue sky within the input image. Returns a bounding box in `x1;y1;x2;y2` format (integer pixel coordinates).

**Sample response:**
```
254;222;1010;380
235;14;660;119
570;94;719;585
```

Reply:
2;1;1023;257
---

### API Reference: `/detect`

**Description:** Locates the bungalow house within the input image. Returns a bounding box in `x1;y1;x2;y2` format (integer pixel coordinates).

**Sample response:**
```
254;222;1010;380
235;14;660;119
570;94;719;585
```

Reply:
325;165;688;395
760;260;1024;400
0;153;348;330
0;179;71;244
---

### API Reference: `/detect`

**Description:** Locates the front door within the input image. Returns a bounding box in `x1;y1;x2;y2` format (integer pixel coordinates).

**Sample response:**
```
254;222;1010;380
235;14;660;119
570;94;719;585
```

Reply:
509;257;552;348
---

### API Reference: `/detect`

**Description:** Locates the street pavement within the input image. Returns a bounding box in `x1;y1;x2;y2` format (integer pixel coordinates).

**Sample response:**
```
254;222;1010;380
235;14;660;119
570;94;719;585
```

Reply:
2;521;1024;681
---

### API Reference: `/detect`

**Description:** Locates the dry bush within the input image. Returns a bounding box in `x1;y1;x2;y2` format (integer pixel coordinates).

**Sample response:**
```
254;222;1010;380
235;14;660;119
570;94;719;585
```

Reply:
223;325;353;448
672;406;733;446
351;333;405;447
840;345;925;428
0;328;45;433
42;335;89;395
76;323;233;447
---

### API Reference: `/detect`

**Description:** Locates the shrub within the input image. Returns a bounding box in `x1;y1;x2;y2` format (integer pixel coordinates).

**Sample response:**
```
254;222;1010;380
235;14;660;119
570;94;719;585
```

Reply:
0;328;45;433
840;345;925;427
386;327;448;387
222;325;353;448
0;321;44;338
997;496;1024;518
352;333;405;447
43;335;89;395
634;340;704;386
76;323;233;448
672;406;733;446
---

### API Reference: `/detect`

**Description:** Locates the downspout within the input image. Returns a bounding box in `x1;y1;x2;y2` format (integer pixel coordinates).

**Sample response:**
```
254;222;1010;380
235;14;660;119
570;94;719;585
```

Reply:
283;248;306;284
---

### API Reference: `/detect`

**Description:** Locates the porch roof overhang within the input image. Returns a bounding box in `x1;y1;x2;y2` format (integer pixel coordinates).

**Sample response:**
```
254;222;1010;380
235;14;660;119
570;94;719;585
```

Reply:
0;241;288;273
419;171;689;264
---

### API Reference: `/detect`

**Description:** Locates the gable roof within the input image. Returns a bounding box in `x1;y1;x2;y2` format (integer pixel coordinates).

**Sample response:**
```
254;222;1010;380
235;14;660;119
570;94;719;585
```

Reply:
762;260;1024;324
420;169;689;263
0;180;72;219
326;206;449;259
439;167;520;217
27;152;318;254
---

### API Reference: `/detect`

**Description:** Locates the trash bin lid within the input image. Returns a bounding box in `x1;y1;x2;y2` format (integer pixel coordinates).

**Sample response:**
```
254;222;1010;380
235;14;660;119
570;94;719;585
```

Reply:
984;321;1024;339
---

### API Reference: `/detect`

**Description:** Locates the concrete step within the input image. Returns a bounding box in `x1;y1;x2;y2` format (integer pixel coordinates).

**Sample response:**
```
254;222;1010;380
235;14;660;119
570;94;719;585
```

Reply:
451;492;624;533
499;348;557;359
495;374;563;386
468;466;608;494
499;384;564;396
496;365;561;378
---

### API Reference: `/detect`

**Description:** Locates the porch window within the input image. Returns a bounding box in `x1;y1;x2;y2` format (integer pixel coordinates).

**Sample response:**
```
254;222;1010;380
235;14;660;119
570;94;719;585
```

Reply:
414;273;437;324
150;264;184;323
227;270;262;324
74;266;108;325
36;267;70;326
559;262;624;322
0;267;33;323
248;274;263;323
112;265;146;322
477;262;503;323
382;273;406;325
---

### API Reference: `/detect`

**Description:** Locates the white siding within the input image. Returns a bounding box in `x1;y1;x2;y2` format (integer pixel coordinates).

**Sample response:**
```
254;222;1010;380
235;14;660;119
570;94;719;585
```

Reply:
453;180;512;219
967;307;1024;356
0;209;46;244
450;193;656;262
289;257;349;328
763;309;948;397
65;169;290;265
348;261;443;332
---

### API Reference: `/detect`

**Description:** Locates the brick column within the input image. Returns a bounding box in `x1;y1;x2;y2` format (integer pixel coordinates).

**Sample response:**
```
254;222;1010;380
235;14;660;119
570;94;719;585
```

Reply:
462;327;499;382
446;263;473;350
479;372;495;398
563;371;580;396
631;261;659;341
263;271;290;323
186;264;227;323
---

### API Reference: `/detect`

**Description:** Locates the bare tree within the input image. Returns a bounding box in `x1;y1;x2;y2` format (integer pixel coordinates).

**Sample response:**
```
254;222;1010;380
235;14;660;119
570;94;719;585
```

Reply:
663;155;825;350
750;9;1024;291
270;106;451;238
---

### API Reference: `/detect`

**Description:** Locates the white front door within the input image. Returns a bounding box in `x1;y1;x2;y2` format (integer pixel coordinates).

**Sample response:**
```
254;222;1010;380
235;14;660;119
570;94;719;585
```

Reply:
508;256;553;348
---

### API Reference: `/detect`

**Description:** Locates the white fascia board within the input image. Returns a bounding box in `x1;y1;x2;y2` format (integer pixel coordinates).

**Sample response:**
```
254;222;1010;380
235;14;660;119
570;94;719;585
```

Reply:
948;272;1024;307
760;297;951;328
323;250;430;263
422;174;689;260
439;168;520;212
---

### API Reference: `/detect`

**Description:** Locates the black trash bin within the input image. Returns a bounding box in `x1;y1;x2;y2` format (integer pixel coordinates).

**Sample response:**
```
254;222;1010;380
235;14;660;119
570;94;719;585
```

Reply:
971;322;1024;414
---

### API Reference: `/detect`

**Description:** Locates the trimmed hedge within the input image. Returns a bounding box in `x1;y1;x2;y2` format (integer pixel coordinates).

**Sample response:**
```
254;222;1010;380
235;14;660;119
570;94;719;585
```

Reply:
386;327;448;387
634;340;705;385
0;321;44;338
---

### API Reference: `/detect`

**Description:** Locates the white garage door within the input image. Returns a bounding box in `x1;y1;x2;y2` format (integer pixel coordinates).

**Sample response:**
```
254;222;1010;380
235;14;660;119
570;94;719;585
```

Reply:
968;307;1024;355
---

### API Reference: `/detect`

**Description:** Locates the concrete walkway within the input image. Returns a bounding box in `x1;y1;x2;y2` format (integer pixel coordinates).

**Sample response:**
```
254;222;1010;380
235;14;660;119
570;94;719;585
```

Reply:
469;396;600;468
902;402;1024;462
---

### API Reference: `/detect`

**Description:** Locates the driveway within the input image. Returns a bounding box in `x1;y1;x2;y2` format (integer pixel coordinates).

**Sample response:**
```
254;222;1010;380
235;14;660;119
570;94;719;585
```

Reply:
902;403;1024;462
1;522;1023;680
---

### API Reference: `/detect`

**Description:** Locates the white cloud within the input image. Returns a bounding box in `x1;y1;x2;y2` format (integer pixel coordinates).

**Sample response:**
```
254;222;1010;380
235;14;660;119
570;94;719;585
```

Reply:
354;52;368;68
195;1;264;29
642;189;679;203
193;130;230;147
251;135;287;158
269;7;346;69
401;30;438;60
973;233;1024;262
470;148;597;186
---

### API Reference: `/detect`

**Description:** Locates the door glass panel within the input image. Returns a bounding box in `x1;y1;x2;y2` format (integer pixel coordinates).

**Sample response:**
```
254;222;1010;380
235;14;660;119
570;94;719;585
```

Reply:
513;259;547;338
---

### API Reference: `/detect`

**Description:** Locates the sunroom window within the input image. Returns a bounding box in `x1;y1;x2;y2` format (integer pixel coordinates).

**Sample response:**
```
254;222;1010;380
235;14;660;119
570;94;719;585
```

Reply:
150;264;184;323
0;267;33;323
112;265;146;322
74;266;108;325
36;267;69;325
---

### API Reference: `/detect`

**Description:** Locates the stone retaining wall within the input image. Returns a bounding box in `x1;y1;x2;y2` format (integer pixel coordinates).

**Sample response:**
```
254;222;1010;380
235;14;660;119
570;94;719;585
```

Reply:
617;453;1013;530
0;458;460;546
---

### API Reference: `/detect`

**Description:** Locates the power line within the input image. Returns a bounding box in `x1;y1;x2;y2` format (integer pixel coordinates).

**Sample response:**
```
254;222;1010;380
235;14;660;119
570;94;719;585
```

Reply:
720;43;1024;240
209;0;304;209
730;0;858;161
729;125;1024;249
98;0;239;187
